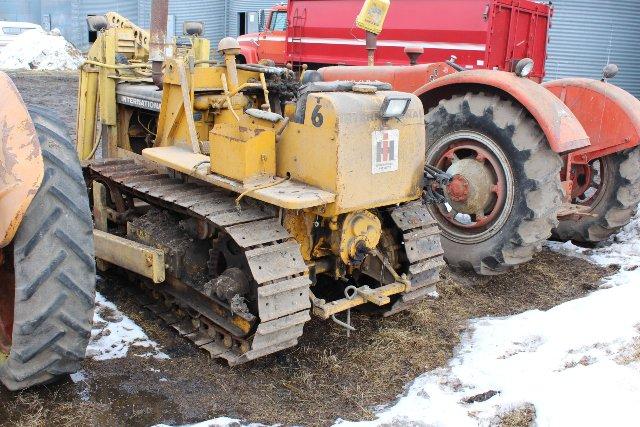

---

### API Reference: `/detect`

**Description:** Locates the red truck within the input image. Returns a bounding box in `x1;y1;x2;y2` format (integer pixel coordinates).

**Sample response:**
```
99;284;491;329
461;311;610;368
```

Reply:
237;0;551;81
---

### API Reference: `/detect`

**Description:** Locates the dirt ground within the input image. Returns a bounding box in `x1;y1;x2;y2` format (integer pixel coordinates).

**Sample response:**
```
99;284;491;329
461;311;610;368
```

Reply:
8;71;78;142
0;71;617;427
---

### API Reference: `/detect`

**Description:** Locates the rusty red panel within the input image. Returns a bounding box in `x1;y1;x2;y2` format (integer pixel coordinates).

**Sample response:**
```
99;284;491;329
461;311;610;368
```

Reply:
544;78;640;163
239;0;551;76
412;70;590;154
486;0;551;81
318;62;458;93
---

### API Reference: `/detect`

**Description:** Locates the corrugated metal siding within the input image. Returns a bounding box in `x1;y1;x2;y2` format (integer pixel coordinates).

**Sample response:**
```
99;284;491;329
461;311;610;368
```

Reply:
81;0;138;22
39;0;76;46
227;0;281;38
546;0;640;97
139;0;225;48
138;0;149;28
0;0;41;22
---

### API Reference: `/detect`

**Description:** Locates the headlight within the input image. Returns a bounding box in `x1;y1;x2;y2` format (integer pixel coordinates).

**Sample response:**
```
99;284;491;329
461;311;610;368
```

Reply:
183;21;204;37
381;96;411;119
602;63;619;80
515;58;534;78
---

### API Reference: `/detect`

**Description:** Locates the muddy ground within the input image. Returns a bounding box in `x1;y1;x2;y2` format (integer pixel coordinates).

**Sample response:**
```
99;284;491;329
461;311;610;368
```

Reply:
0;71;617;427
8;71;79;142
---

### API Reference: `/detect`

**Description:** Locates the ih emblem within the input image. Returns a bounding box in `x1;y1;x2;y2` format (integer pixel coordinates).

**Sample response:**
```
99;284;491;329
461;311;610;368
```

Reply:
372;129;399;174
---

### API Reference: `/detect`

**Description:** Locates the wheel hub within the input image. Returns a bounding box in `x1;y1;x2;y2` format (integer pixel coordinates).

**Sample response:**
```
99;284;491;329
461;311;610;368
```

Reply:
446;174;470;202
570;160;604;206
445;158;496;215
426;131;514;243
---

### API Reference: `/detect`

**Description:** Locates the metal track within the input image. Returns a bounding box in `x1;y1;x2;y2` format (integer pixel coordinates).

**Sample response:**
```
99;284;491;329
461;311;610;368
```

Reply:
383;201;445;316
89;158;311;365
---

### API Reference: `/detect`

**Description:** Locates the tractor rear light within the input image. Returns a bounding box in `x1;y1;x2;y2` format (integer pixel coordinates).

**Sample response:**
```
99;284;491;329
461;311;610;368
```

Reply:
381;96;411;119
515;58;535;78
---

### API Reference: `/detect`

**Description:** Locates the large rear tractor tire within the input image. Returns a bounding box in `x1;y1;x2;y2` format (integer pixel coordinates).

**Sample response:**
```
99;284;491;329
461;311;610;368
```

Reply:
425;93;564;275
0;106;95;391
554;147;640;243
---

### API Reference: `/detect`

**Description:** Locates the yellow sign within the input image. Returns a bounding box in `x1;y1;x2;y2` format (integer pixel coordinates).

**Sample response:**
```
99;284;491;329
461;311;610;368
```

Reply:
355;0;390;35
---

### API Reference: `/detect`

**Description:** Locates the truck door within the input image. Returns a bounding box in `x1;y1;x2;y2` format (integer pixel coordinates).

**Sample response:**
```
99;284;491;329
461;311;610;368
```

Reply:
258;10;288;64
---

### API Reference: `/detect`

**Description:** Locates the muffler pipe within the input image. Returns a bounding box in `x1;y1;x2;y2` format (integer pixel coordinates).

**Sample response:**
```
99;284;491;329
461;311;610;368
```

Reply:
150;0;168;88
365;31;377;66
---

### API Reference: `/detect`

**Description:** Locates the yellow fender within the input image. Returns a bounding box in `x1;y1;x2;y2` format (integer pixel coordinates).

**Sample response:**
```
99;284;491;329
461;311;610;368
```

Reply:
0;72;44;248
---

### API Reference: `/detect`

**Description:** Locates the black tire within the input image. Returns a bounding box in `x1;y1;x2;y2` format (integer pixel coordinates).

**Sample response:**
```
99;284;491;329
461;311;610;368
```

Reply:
554;147;640;243
0;106;95;391
425;93;564;275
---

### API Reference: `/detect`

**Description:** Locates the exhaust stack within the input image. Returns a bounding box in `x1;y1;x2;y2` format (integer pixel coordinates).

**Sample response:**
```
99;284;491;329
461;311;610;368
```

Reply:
150;0;168;88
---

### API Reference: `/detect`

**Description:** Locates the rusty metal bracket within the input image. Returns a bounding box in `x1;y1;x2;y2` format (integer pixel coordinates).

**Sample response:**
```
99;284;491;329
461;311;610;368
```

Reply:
313;281;409;320
94;229;165;283
330;285;357;337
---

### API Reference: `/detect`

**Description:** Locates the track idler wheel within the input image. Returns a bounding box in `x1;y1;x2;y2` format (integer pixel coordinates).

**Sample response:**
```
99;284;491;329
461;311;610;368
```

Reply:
203;268;254;318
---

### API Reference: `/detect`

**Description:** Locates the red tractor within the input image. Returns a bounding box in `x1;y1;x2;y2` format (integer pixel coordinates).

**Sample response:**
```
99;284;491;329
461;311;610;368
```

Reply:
315;62;640;274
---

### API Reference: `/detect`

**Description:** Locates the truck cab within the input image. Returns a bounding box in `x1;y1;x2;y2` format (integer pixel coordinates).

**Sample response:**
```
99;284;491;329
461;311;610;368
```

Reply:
238;5;288;65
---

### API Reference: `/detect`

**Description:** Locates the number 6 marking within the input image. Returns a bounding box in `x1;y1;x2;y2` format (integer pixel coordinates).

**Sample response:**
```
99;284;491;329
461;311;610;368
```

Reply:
311;104;324;127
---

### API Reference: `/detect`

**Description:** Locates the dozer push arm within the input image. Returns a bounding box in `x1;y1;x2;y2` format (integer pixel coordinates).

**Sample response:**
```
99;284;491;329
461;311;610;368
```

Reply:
77;12;153;160
76;11;212;161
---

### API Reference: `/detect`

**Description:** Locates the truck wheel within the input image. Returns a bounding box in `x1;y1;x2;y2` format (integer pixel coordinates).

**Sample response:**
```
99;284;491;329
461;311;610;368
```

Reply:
554;147;640;243
0;106;95;391
425;93;564;275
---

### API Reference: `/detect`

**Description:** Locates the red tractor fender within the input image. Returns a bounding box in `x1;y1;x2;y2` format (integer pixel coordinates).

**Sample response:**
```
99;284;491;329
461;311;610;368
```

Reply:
543;78;640;162
414;70;591;155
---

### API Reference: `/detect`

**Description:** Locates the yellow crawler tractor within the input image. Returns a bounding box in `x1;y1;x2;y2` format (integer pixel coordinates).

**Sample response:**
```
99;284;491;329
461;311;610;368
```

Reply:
0;73;96;390
77;5;444;364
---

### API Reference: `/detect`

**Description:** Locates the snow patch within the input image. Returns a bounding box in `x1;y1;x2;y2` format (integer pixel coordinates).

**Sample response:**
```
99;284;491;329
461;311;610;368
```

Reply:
155;418;266;427
335;213;640;426
87;292;168;361
70;370;91;401
0;28;84;70
547;212;640;271
69;370;87;384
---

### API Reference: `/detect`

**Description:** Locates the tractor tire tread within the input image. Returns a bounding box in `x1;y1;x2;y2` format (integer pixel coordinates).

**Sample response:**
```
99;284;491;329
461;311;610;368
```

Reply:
0;107;95;391
554;146;640;243
426;93;563;275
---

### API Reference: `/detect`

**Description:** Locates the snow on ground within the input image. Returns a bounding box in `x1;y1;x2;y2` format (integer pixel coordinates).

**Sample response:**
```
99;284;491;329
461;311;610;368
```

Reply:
333;214;640;427
152;215;640;427
87;292;168;361
155;418;265;427
0;28;84;70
